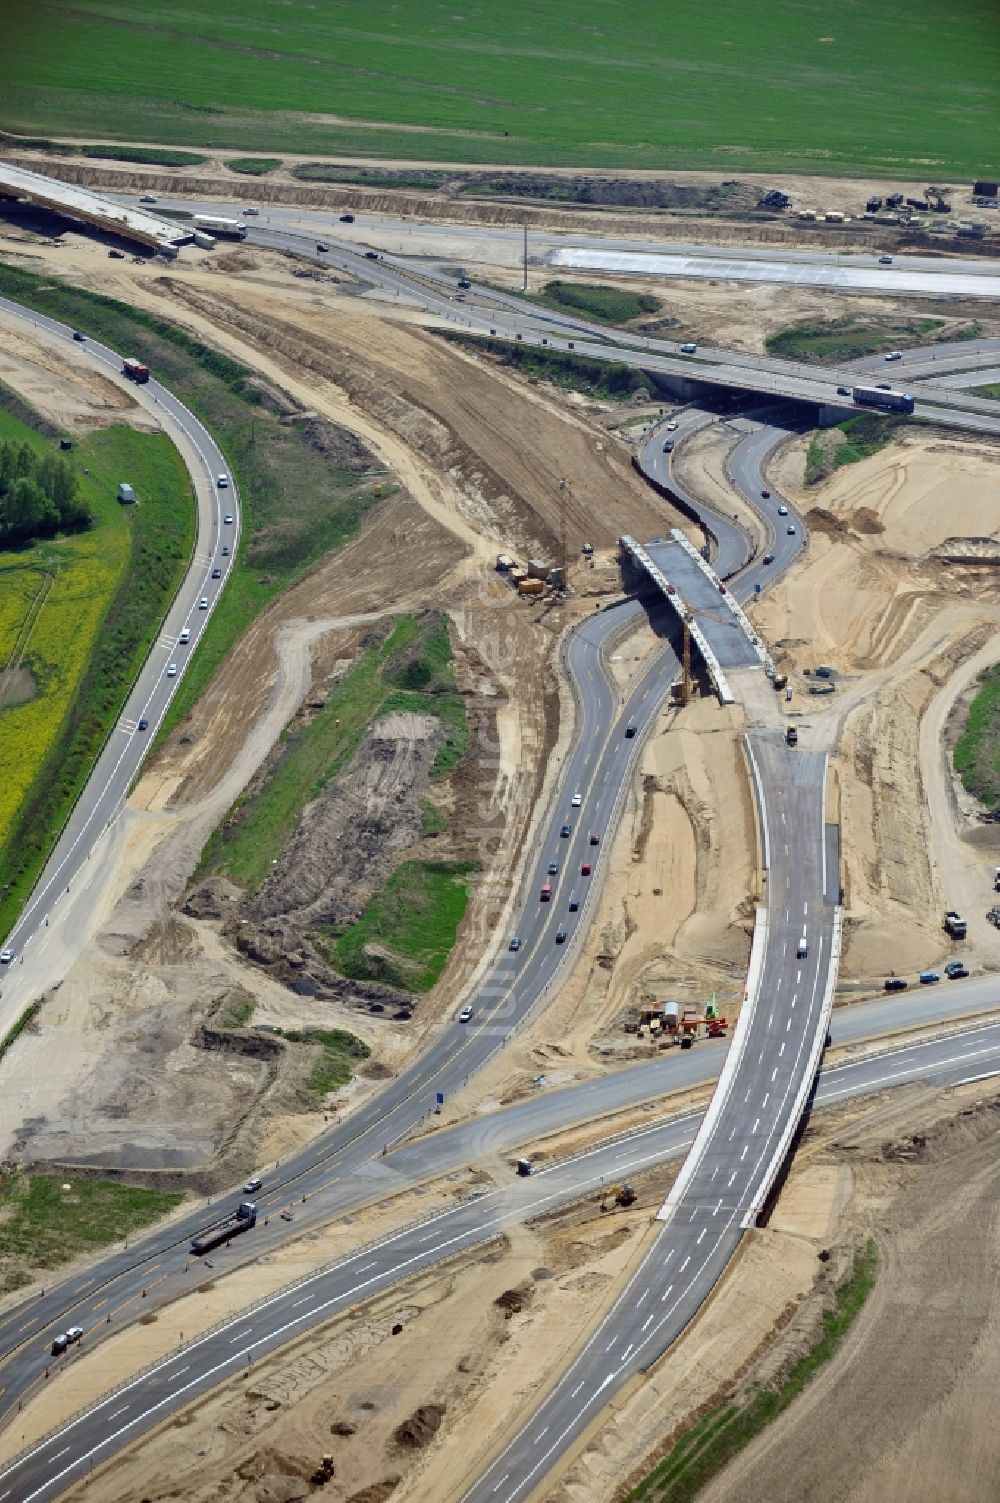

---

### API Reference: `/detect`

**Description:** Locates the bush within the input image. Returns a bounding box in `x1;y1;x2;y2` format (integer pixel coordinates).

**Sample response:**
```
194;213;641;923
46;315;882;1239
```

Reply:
226;157;282;176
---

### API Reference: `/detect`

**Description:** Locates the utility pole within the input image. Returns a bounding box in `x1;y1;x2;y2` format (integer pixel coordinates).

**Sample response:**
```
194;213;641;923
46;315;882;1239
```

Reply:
522;221;528;292
558;478;568;587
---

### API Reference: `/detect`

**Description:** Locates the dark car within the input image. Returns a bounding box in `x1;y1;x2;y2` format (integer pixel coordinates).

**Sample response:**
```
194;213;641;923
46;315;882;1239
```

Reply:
221;545;230;556
316;242;329;252
837;385;851;396
457;277;471;289
884;977;908;991
364;250;380;260
547;861;559;876
761;489;771;499
947;965;970;980
589;832;600;846
555;929;567;944
919;971;940;984
340;213;355;223
211;567;222;579
944;960;966;976
72;330;85;343
137;717;149;731
763;553;774;565
108;249;125;259
560;823;571;838
509;936;521;952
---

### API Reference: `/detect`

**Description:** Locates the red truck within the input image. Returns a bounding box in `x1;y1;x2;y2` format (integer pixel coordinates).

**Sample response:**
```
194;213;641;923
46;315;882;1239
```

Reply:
122;357;150;384
540;881;552;902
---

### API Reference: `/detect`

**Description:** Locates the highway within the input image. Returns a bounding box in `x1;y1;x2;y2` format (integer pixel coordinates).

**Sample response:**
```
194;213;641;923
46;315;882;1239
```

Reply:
0;298;241;1033
3;1020;998;1503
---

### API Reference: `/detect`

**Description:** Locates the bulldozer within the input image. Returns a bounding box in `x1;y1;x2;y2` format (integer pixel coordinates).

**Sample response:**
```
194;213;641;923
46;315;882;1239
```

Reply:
601;1182;637;1212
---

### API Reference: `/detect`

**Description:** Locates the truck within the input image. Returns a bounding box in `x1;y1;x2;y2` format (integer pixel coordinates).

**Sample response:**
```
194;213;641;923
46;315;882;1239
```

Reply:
122;358;150;384
944;910;967;940
852;385;915;415
190;1200;257;1256
540;881;552;902
192;230;217;250
192;214;247;240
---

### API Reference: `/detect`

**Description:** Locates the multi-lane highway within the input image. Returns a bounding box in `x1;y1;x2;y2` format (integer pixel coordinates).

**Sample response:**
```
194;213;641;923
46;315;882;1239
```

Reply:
0;298;240;1033
3;1018;998;1503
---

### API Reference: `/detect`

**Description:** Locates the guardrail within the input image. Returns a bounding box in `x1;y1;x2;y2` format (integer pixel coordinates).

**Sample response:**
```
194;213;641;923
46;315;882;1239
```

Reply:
619;534;735;705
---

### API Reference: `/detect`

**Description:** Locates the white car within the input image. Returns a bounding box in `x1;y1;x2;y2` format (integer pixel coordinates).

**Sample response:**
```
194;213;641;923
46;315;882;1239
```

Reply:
665;420;679;431
223;513;234;525
679;342;697;354
243;1176;263;1193
167;663;178;677
777;504;789;516
178;628;190;644
244;207;260;216
199;596;209;610
458;1006;473;1023
571;792;582;807
217;474;229;488
884;350;902;361
0;948;13;964
787;524;797;535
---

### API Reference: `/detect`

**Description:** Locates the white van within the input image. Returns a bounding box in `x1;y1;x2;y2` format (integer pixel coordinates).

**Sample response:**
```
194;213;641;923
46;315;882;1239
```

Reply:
796;935;808;959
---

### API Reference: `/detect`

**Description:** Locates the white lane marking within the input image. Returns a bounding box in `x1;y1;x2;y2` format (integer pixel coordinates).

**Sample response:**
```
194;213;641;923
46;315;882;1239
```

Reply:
107;1406;129;1421
679;1255;691;1271
762;1092;770;1108
605;1338;616;1352
714;1199;723;1215
230;1331;252;1343
696;1228;707;1245
537;1427;548;1440
710;1166;719;1181
492;1474;510;1494
51;1450;70;1462
637;1288;649;1305
622;1343;634;1361
727;1172;738;1188
571;1382;585;1398
661;1283;674;1302
796;969;802;983
741;1145;749;1160
787;1018;793;1032
803;902;809;915
771;1067;778;1082
172;1365;190;1377
752;1118;760;1133
729;1126;737;1140
780;1041;786;1055
291;1296;311;1308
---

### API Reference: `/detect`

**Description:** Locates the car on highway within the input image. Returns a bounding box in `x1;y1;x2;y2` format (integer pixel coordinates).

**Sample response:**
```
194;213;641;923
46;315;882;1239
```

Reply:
919;970;940;984
244;207;260;215
72;330;85;342
340;213;355;223
625;720;637;737
943;960;966;977
222;545;231;556
243;1177;263;1193
0;949;13;964
787;524;796;535
560;823;571;837
139;193;157;204
879;254;893;264
217;474;229;488
762;553;774;565
589;832;600;845
364;250;380;260
509;936;521;952
316;242;329;253
884;976;908;991
581;861;592;876
947;965;970;980
777;504;788;516
665;420;679;431
837;385;851;396
137;717;149;731
167;662;178;677
568;893;579;911
211;566;222;579
679;342;697;354
547;861;559;875
571;792;582;807
761;488;771;499
224;513;234;524
555;929;567;944
199;596;209;609
662;439;674;453
457;278;472;290
884;350;902;361
179;627;190;643
458;1006;473;1023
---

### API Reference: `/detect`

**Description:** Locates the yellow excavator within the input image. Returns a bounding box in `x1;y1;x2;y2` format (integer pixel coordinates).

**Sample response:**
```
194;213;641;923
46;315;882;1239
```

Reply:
600;1182;638;1212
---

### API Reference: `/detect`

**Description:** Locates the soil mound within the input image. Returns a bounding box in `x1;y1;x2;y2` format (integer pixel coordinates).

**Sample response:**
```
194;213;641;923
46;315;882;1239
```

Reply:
392;1404;445;1450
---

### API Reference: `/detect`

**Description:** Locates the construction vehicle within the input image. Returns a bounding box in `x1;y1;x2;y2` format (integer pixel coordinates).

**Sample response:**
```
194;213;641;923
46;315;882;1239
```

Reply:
190;1200;257;1256
601;1182;637;1211
310;1455;335;1486
944;910;968;940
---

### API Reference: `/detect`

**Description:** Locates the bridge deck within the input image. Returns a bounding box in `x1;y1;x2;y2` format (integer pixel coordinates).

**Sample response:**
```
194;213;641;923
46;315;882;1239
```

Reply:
644;539;762;668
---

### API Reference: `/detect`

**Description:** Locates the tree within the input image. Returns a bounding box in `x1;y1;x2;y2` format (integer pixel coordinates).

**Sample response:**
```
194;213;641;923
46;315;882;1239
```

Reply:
5;476;58;539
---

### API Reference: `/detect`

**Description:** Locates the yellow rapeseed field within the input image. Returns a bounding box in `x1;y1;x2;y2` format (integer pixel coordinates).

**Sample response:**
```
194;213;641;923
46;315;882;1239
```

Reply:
0;527;126;846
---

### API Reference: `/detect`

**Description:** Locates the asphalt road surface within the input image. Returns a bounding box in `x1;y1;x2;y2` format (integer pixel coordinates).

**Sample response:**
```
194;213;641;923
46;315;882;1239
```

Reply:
0;299;241;1033
4;1020;998;1503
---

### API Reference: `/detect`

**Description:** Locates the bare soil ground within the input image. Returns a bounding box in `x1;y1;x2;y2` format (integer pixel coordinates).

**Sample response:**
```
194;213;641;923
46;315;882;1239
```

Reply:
755;429;1000;981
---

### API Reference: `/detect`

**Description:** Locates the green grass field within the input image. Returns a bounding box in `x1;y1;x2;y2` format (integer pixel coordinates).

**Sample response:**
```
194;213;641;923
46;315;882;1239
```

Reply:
765;316;953;363
0;398;193;936
954;664;1000;814
533;282;661;327
331;859;477;993
2;1;994;177
199;612;467;891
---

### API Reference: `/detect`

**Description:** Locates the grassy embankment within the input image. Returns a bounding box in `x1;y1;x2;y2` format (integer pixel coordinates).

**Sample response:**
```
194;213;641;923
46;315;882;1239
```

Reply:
971;384;1000;400
954;665;1000;815
630;1240;878;1503
0;392;193;938
226;157;282;176
199;611;472;992
530;281;661;327
441;332;662;403
272;1027;371;1102
0;134;205;167
0;1171;183;1294
0;261;385;743
804;410;908;485
2;0;992;178
764;316;973;362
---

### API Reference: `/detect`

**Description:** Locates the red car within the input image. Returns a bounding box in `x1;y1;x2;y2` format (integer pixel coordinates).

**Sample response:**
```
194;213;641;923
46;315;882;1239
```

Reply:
581;862;592;876
761;489;771;499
